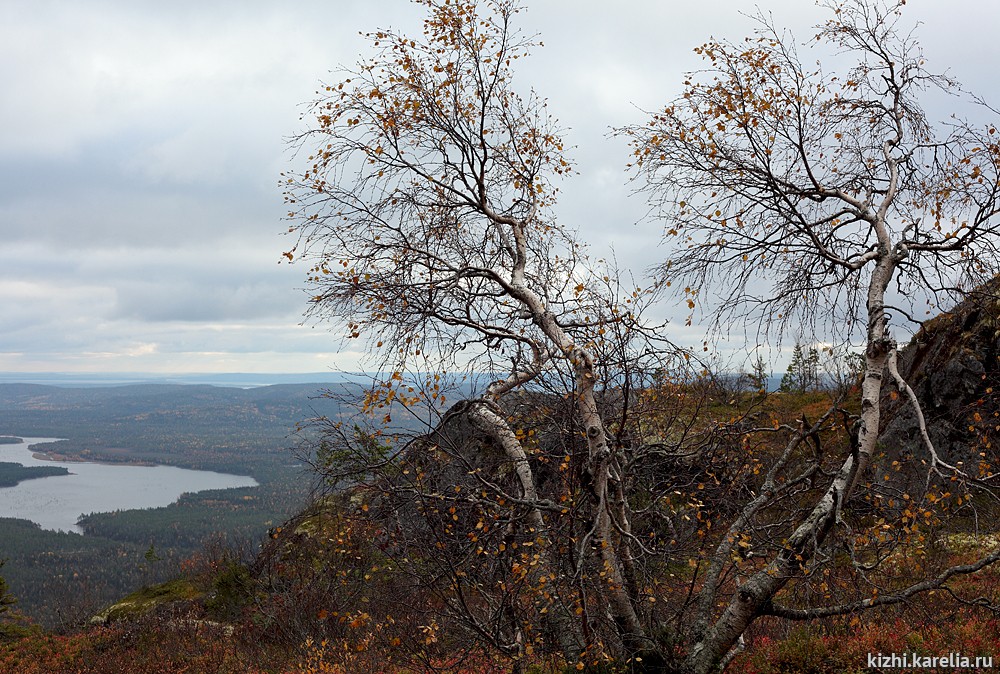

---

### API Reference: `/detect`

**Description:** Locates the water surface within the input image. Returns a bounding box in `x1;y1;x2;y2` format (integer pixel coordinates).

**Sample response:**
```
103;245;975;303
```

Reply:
0;437;257;533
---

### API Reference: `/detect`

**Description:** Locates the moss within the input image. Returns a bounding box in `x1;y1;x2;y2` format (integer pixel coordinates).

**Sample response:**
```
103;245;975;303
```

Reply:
90;578;202;625
938;532;1000;554
292;512;326;537
0;620;42;642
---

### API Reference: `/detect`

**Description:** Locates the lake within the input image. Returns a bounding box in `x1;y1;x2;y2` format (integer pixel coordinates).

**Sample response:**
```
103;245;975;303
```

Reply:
0;437;258;533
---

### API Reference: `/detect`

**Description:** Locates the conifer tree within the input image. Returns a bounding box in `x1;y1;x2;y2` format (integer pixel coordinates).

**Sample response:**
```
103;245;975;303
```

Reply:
779;343;820;393
0;560;15;616
747;354;770;392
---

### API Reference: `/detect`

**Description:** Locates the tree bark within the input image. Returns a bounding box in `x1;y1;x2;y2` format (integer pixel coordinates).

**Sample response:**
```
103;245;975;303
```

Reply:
466;401;585;662
685;253;896;674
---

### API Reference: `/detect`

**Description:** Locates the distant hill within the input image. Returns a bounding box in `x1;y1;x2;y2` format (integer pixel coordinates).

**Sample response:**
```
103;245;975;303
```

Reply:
0;378;447;480
0;382;368;478
0;372;365;388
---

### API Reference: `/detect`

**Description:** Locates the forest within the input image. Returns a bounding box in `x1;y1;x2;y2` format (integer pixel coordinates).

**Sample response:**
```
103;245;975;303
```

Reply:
0;383;344;627
0;462;68;488
0;382;370;477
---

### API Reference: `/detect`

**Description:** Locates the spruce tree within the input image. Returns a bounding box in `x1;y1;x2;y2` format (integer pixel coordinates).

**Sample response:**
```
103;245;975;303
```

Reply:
0;560;14;616
780;343;820;393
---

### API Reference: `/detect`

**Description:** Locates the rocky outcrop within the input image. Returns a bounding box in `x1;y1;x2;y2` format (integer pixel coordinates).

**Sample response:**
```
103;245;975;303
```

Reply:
879;285;1000;468
90;578;204;625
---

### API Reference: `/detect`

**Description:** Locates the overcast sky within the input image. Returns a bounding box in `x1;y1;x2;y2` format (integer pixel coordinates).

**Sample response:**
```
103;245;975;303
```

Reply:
1;0;996;375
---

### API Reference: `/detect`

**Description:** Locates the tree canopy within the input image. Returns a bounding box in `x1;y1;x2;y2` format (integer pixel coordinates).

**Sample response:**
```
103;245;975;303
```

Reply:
626;0;1000;343
0;560;15;617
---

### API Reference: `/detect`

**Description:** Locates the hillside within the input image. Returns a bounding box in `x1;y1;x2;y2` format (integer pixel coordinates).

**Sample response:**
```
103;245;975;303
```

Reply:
5;300;1000;671
0;382;365;478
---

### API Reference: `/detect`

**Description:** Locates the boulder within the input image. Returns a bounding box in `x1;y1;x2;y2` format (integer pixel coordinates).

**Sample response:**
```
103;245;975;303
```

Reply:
879;286;1000;469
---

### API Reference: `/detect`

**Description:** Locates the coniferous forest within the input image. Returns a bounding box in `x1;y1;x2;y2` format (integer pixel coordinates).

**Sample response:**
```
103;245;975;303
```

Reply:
0;383;344;628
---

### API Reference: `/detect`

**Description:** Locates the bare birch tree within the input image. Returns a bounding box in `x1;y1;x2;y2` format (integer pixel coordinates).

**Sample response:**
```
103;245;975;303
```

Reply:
284;0;686;667
625;1;1000;671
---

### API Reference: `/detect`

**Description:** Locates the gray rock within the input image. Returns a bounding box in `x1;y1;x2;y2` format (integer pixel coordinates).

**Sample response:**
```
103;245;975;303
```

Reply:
878;287;1000;469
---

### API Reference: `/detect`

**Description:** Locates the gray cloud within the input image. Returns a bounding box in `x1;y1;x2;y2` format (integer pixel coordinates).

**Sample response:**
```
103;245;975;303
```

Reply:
1;0;997;373
112;279;298;323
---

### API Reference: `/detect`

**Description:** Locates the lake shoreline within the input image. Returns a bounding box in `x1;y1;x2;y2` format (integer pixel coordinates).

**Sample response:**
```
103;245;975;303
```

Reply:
30;450;154;467
0;436;258;533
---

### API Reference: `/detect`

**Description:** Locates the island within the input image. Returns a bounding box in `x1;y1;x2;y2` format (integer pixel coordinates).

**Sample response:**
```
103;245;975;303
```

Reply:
0;436;24;445
0;461;70;487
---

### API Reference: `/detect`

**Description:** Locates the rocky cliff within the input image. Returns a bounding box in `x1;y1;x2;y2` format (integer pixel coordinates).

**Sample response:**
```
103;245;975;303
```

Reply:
879;286;1000;469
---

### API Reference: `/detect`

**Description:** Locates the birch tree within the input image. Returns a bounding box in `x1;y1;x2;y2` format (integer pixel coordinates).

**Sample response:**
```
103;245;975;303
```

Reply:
284;0;684;667
625;1;1000;671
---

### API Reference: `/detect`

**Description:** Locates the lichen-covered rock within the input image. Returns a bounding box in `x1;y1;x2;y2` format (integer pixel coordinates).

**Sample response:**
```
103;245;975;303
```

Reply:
879;285;1000;469
90;578;203;625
